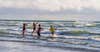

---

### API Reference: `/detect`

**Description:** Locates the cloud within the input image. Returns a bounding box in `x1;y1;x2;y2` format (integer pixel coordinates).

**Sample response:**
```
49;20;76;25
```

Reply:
33;0;100;11
0;0;33;8
0;0;100;12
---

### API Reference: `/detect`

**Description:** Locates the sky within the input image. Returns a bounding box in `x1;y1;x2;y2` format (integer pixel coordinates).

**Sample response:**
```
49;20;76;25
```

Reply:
0;0;100;20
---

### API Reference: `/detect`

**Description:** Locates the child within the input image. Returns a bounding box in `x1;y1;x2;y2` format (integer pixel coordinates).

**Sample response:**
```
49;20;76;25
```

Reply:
36;24;42;38
22;23;27;38
49;25;56;38
32;22;36;34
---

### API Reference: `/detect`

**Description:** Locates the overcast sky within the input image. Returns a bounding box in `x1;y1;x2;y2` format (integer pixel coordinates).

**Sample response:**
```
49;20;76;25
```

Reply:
0;0;100;20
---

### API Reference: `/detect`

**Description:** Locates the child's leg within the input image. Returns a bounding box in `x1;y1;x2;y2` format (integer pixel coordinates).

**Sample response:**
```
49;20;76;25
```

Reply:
37;32;41;39
22;30;25;37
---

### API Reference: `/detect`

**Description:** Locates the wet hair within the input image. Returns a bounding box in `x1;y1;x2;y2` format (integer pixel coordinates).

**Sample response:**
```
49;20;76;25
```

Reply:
38;24;41;26
50;25;53;27
33;22;35;24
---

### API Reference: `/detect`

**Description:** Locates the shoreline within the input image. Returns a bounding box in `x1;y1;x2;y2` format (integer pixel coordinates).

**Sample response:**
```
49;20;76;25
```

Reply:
0;35;100;52
0;38;100;52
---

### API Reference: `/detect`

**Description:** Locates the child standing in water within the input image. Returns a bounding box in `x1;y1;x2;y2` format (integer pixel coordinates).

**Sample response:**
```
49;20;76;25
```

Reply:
49;25;56;38
32;22;36;34
22;23;27;38
36;24;42;38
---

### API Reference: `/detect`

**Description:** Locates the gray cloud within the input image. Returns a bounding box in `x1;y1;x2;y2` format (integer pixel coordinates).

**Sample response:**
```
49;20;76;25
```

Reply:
0;0;100;11
0;0;100;20
0;7;99;15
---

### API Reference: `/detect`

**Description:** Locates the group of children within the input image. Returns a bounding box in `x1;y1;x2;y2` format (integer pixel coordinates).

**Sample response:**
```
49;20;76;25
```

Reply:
22;22;56;38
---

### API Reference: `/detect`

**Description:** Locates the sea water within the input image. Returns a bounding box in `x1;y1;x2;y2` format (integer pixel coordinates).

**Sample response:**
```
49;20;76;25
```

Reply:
0;20;100;50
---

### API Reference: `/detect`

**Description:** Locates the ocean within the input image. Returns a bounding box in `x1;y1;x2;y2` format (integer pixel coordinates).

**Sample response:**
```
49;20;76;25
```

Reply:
0;19;100;51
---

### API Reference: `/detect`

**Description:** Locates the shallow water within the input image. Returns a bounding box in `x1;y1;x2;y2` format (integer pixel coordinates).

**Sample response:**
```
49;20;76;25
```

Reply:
0;41;99;52
0;41;75;52
0;20;100;51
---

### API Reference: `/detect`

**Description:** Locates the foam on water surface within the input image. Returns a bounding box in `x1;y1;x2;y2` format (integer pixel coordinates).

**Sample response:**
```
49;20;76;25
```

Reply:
0;20;100;51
